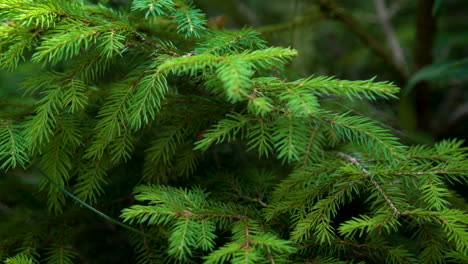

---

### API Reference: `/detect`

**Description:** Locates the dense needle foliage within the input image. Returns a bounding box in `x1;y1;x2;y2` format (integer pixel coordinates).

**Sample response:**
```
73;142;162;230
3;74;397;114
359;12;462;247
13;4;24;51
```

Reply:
0;0;467;263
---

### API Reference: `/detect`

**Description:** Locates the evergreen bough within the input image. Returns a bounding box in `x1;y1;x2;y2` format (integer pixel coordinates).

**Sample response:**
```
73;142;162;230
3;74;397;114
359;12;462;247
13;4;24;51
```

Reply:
0;0;467;263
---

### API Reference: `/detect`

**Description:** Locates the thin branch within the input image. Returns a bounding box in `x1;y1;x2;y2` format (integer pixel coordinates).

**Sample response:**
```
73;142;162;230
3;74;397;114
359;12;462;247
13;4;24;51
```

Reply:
373;0;407;74
393;169;468;176
140;224;155;264
315;0;408;83
240;219;254;249
236;193;269;207
231;181;269;207
448;101;468;127
369;178;401;216
0;201;9;212
134;32;181;57
337;152;401;216
234;0;260;27
303;127;319;166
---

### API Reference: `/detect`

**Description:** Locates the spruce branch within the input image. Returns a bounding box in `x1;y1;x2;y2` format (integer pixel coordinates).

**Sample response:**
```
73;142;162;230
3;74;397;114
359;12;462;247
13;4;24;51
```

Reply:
337;152;402;216
317;112;406;160
74;160;108;204
231;181;269;208
256;76;400;100
4;253;34;264
40;171;157;241
194;27;266;55
0;121;29;170
1;1;467;262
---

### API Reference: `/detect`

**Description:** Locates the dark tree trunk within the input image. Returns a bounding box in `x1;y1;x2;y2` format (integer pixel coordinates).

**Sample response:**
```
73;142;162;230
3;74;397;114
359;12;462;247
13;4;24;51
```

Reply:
413;0;437;132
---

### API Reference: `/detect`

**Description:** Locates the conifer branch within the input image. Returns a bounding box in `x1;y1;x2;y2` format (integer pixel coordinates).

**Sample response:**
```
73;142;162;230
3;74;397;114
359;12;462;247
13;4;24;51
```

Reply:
1;1;467;262
41;171;157;241
337;152;402;216
231;182;269;208
369;178;402;216
0;121;29;170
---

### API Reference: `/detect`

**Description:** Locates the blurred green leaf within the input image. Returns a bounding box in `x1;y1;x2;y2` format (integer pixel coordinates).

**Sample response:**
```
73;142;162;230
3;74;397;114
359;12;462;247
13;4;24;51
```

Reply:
404;57;468;95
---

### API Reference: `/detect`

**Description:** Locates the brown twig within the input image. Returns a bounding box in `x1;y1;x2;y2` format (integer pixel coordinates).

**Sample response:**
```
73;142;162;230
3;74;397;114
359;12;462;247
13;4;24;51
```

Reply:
0;201;9;212
337;152;402;216
231;181;269;207
315;0;408;83
373;0;407;74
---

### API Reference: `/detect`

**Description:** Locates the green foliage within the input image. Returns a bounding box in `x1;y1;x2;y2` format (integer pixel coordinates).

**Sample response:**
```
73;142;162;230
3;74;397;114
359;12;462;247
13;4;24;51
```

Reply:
121;185;296;263
0;0;467;263
131;0;206;38
44;243;77;264
0;121;29;170
4;254;34;264
193;27;267;55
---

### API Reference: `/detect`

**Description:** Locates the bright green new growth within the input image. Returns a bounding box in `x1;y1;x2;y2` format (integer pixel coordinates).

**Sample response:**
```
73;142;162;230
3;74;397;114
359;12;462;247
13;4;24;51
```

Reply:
0;0;467;263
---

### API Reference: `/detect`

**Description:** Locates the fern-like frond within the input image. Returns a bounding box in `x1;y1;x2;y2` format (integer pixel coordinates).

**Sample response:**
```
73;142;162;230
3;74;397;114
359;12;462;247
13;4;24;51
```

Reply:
173;144;200;177
97;29;126;58
291;176;365;243
39;121;78;213
194;113;251;152
32;22;99;65
61;78;88;113
406;209;468;255
108;129;136;163
157;53;218;76
74;161;108;205
131;0;175;17
247;96;274;116
84;71;142;161
173;5;206;38
0;121;29;170
143;126;185;182
216;59;253;101
25;87;63;151
259;76;400;100
194;27;266;55
282;87;320;115
233;47;297;69
339;212;401;238
316;112;406;160
0;26;39;70
0;0;71;29
44;243;77;264
272;114;311;163
4;253;34;264
247;117;274;157
127;73;168;130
